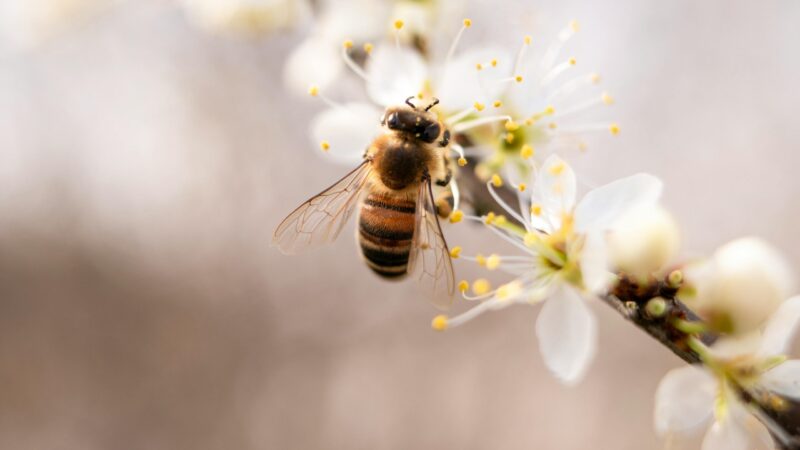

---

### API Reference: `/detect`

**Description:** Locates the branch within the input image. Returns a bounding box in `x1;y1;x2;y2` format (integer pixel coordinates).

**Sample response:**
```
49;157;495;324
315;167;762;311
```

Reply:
604;276;800;450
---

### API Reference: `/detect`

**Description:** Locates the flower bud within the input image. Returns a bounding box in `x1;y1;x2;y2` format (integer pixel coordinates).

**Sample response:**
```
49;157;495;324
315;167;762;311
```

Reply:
607;206;680;279
685;237;794;335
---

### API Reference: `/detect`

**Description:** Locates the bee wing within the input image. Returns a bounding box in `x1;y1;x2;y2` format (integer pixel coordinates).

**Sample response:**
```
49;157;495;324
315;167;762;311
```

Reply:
407;177;456;309
272;160;372;254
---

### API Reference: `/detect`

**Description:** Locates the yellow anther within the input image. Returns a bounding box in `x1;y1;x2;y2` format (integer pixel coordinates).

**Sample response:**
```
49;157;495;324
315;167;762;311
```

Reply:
449;209;464;223
569;57;577;65
474;102;485;111
486;254;501;270
483;212;496;225
515;75;524;83
476;63;483;71
491;174;503;187
520;144;534;159
548;122;557;130
601;92;614;105
524;35;532;45
590;73;601;84
472;278;491;295
463;18;472;27
308;85;319;97
363;43;374;54
505;133;515;144
458;280;469;293
449;246;462;258
417;91;424;99
524;231;540;247
493;215;507;226
476;253;487;266
394;19;404;30
578;142;588;152
491;59;498;67
343;39;354;49
530;203;542;216
517;183;527;192
492;100;502;108
544;105;555;115
548;162;566;176
320;140;330;151
504;120;519;131
431;315;448;331
457;157;467;167
609;123;620;135
569;20;580;32
524;118;535;126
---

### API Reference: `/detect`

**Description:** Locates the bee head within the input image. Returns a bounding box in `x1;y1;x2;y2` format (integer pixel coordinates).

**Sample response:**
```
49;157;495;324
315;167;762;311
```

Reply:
381;97;442;144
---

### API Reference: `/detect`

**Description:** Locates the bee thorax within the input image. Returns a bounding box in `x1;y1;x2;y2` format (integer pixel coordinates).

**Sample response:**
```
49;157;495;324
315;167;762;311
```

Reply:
376;142;427;190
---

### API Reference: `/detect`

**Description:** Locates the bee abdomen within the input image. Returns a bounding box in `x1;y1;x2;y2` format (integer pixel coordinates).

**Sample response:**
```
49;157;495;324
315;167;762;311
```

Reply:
358;193;416;279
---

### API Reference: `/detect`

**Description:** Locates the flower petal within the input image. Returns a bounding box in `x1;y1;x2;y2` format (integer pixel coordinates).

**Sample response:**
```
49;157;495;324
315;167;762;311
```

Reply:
654;366;716;435
702;417;750;450
532;154;576;229
283;37;343;97
759;295;800;356
436;47;513;112
535;285;597;385
366;45;427;107
580;231;612;294
574;173;663;233
309;103;383;166
761;360;800;399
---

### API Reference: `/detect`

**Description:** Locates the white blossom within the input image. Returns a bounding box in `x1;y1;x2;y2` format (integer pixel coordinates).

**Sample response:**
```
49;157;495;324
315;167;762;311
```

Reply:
607;205;680;280
682;237;795;335
436;155;662;384
654;296;800;450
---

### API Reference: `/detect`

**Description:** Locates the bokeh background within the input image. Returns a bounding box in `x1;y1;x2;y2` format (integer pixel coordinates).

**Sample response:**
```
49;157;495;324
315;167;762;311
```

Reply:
1;0;799;449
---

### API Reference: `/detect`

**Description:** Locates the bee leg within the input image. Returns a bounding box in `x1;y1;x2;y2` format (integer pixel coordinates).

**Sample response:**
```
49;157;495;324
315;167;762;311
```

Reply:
435;154;452;187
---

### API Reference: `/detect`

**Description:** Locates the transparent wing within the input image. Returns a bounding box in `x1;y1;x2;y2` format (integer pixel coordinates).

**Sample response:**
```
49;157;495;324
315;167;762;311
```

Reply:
272;161;372;254
407;177;456;309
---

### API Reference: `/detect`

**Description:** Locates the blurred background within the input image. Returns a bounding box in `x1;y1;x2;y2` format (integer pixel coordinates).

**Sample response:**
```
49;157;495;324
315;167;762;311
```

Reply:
1;0;799;449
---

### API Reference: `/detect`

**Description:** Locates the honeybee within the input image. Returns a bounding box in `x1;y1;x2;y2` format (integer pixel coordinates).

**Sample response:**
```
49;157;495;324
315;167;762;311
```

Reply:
273;97;456;308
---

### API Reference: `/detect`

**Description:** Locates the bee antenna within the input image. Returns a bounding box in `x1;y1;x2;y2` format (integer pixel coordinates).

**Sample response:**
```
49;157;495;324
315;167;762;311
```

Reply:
405;96;417;109
424;97;440;112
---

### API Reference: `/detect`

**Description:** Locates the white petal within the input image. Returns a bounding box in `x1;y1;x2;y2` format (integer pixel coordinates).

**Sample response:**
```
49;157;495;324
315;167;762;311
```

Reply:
532;154;576;228
574;173;663;233
283;37;343;97
580;231;612;294
759;296;800;356
366;45;428;107
317;0;390;42
436;47;512;112
310;103;383;166
654;366;716;435
707;333;763;360
702;417;750;450
535;285;597;385
761;360;800;399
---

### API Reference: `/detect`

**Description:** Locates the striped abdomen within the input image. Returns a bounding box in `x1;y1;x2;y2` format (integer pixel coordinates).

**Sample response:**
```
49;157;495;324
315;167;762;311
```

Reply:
358;192;416;279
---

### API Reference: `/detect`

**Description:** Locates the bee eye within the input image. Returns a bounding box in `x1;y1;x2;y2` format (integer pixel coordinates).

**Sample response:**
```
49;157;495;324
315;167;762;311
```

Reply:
386;112;399;129
422;123;440;143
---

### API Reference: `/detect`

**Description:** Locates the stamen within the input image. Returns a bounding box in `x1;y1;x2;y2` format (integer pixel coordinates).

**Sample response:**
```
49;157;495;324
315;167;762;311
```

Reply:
393;19;404;49
453;115;513;133
308;84;344;109
540;57;577;87
431;315;448;331
520;144;534;159
445;105;478;125
513;35;532;78
486;180;528;226
486;254;501;270
449;209;464;223
491;174;503;187
363;43;374;54
320;140;330;152
541;20;579;70
451;143;467;163
545;73;602;103
450;178;461;211
444;18;473;69
341;40;370;82
449;246;462;258
601;91;614;105
472;278;492;295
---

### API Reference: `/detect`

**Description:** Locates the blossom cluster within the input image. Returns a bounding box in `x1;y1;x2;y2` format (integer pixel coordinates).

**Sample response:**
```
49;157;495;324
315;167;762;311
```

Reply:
282;6;800;450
